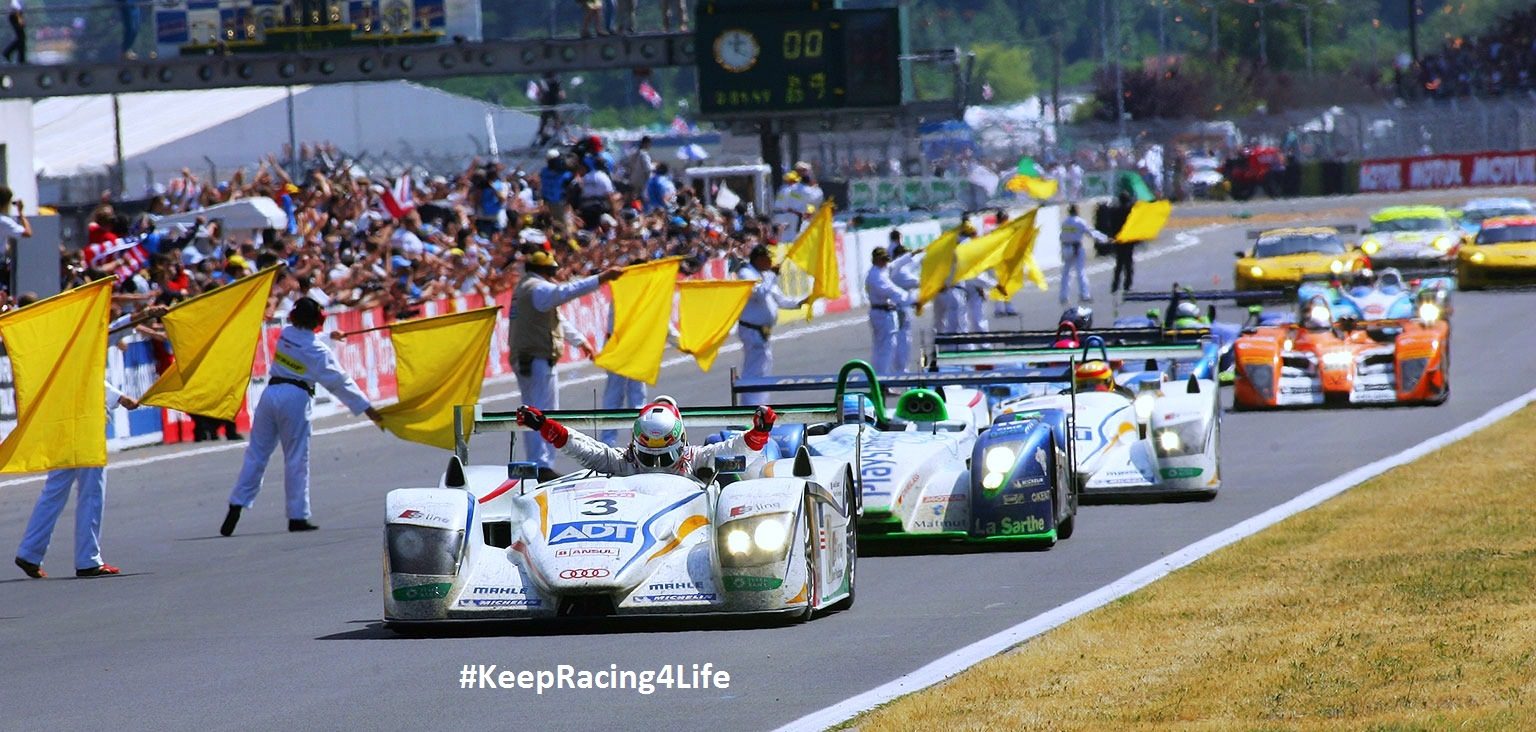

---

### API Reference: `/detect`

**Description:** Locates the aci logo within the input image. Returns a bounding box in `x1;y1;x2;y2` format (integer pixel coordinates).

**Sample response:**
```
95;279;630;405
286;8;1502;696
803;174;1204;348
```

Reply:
548;521;638;545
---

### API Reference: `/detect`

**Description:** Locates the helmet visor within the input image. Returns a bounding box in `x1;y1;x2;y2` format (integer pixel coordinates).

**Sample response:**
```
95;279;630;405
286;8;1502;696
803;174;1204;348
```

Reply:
635;445;683;468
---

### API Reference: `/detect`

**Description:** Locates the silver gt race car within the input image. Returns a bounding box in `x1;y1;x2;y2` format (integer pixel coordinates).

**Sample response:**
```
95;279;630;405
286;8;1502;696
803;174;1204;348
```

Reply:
732;360;1082;546
382;403;857;628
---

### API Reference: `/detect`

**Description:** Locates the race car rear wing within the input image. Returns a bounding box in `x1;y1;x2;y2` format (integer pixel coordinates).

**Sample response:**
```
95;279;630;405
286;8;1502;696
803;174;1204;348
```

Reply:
730;365;1076;400
933;326;1210;351
934;341;1212;368
1119;286;1288;303
452;403;840;465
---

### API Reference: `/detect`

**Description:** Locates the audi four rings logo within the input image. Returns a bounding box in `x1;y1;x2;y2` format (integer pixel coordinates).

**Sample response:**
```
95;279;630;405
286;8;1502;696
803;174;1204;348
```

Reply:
558;568;611;579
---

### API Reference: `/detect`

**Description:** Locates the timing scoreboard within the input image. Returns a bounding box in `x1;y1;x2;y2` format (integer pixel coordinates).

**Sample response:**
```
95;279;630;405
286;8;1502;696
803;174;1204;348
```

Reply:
695;0;904;116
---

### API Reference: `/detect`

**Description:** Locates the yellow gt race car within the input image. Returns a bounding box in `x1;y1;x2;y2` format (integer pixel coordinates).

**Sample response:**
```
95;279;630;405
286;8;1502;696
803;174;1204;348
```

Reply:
1459;215;1536;289
1234;226;1368;293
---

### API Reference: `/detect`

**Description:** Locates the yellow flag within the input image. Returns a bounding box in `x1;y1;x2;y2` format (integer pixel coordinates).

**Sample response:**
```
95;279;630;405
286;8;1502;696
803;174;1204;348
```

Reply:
0;279;113;473
1117;200;1172;243
593;257;682;385
677;280;753;372
781;202;841;306
916;226;963;309
1006;174;1059;201
952;214;1035;282
995;210;1048;297
140;267;279;420
376;307;499;450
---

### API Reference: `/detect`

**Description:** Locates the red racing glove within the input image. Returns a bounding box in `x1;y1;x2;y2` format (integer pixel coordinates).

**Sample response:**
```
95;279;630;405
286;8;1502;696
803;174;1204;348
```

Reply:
517;405;568;448
744;406;776;451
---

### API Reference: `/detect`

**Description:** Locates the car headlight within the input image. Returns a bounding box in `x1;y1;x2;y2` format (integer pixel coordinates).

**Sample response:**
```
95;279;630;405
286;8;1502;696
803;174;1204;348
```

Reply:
1282;338;1294;352
983;446;1015;474
1329;259;1344;274
1249;265;1264;278
1157;429;1182;452
1309;304;1331;324
752;518;787;552
1361;239;1380;255
1433;235;1454;252
1470;251;1486;263
720;512;795;567
726;528;752;556
1322;351;1353;367
1418;302;1441;322
1133;393;1155;422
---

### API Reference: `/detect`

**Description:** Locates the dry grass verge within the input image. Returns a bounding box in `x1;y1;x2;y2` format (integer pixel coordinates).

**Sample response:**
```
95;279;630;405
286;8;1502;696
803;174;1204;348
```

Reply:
850;405;1536;731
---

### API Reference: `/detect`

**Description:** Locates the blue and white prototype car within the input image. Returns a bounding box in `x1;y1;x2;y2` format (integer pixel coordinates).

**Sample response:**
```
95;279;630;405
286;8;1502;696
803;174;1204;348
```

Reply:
733;361;1082;546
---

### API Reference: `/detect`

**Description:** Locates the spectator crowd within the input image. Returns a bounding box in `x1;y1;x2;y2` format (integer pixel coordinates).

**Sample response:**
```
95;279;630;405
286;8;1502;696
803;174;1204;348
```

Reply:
1417;5;1536;99
2;136;822;326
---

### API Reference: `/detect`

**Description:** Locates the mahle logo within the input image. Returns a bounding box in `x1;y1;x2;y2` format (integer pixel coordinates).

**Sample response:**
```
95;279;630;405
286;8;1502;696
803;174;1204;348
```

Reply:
724;575;783;592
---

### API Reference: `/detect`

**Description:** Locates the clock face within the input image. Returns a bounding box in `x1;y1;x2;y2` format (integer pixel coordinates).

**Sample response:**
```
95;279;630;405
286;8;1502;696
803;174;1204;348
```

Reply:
713;29;760;73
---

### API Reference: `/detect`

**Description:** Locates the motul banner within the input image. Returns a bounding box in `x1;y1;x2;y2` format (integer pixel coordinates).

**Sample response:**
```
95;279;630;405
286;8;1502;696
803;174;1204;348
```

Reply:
1359;150;1536;192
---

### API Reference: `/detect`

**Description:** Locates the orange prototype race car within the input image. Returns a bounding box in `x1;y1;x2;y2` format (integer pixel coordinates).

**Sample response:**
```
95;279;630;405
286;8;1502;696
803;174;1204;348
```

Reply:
1232;297;1449;408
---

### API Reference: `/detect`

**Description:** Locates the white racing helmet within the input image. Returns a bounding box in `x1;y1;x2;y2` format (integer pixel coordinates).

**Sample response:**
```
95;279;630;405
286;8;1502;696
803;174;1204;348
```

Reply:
632;396;686;469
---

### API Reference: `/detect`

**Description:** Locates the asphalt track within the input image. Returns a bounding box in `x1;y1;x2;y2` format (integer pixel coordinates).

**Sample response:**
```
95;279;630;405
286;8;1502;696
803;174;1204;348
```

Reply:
4;189;1534;732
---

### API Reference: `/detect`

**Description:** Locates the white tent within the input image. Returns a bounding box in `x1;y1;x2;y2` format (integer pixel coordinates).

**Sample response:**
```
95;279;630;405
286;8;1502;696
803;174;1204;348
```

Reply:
33;81;539;184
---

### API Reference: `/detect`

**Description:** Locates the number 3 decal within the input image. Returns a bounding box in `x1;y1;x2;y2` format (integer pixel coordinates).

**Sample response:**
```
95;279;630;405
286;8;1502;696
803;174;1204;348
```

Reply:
581;499;618;516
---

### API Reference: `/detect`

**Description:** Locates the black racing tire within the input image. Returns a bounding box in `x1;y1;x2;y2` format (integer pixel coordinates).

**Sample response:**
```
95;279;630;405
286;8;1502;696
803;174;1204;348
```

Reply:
829;480;857;611
1056;510;1076;541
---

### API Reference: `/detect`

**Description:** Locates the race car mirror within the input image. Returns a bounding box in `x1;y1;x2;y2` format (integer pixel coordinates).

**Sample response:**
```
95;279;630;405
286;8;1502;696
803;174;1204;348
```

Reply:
714;455;747;474
1233;251;1245;258
506;461;540;483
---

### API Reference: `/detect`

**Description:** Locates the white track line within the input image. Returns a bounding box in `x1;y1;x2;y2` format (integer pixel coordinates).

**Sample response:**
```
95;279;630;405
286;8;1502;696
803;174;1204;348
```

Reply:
0;224;1222;490
776;386;1536;732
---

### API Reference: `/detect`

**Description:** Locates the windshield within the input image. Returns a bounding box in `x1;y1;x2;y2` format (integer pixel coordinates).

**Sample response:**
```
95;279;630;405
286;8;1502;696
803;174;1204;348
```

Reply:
1369;216;1453;233
1464;206;1532;223
1254;233;1347;257
1477;226;1536;244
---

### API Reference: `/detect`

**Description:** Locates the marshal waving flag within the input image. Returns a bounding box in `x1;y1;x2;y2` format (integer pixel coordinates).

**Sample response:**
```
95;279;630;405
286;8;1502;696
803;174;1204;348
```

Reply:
0;279;114;473
916;225;963;310
594;257;684;384
1117;199;1173;243
376;307;500;450
994;208;1047;297
139;267;280;421
676;280;753;372
952;213;1034;283
781;202;840;312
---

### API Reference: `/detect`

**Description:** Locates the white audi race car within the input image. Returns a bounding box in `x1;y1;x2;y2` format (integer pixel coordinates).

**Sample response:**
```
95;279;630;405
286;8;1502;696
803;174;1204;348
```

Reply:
935;335;1224;499
731;361;1082;546
382;404;857;628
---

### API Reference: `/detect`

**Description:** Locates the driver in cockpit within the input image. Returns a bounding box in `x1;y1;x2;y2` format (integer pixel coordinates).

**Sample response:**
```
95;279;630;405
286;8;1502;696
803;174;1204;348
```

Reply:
516;396;777;479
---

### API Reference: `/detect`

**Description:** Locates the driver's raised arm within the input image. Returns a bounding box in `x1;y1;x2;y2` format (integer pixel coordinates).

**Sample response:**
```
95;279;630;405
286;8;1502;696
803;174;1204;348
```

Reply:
694;406;778;465
516;405;631;475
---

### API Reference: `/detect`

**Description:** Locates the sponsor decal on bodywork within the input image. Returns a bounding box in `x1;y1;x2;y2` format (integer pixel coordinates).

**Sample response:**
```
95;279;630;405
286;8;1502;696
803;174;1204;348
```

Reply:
723;575;784;592
548;521;638;545
633;593;718;603
558;568;611;579
554;546;620;557
397;509;451;525
458;598;542;607
1160;466;1204;479
392;582;452;601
